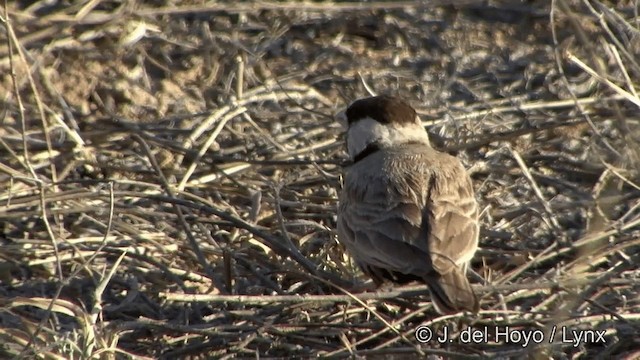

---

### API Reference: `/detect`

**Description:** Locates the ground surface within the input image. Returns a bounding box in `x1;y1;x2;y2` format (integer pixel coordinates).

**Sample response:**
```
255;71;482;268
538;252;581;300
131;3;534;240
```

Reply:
1;0;640;358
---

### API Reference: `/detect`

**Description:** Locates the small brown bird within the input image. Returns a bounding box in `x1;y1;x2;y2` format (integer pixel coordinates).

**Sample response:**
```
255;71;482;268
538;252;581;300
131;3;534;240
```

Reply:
336;95;480;314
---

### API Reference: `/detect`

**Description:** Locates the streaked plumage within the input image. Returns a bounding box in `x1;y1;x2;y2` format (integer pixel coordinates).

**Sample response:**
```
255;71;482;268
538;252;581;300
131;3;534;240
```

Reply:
336;95;480;314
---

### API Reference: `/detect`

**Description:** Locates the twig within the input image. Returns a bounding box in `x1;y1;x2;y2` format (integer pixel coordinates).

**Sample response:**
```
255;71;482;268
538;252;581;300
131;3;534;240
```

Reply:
508;146;564;237
2;1;37;179
134;1;482;16
160;275;639;303
133;134;219;289
567;52;640;108
551;0;622;158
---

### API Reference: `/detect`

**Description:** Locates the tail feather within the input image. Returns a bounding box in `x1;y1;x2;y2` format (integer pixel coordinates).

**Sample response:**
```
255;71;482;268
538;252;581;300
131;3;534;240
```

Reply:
425;268;479;314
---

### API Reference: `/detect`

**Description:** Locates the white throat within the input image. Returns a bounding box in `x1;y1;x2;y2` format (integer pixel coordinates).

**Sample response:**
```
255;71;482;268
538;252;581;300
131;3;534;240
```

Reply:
347;117;430;160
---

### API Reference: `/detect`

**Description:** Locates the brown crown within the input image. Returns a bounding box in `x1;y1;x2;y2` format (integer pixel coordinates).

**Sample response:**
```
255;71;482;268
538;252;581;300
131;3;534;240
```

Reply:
345;95;417;126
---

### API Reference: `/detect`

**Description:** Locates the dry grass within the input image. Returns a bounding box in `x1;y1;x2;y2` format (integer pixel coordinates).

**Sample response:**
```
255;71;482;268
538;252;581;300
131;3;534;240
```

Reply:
1;0;640;358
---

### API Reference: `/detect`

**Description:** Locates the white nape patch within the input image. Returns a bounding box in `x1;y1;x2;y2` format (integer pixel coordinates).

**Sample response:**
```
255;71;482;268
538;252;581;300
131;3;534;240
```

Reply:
347;117;430;160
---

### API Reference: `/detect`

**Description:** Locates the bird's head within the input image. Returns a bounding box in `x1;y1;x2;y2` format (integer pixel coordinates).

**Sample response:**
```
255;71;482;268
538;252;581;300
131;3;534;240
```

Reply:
336;95;430;161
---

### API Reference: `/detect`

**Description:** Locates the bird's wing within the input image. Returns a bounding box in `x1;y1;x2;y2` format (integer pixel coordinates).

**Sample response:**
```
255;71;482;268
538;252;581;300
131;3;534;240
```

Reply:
421;155;479;313
425;156;479;275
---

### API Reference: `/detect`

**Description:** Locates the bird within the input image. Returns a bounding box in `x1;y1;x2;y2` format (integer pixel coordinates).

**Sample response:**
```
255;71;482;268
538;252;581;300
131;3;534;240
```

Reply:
336;95;480;314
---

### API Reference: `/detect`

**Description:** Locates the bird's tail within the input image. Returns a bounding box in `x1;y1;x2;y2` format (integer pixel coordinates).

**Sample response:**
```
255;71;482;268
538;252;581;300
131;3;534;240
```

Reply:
425;268;479;314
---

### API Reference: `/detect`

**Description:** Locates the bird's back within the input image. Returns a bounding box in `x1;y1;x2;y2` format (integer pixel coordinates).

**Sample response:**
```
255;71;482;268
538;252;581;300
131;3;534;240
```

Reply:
338;142;479;313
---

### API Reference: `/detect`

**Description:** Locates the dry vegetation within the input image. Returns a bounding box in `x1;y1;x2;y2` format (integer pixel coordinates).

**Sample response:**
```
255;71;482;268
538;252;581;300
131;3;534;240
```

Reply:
1;0;640;358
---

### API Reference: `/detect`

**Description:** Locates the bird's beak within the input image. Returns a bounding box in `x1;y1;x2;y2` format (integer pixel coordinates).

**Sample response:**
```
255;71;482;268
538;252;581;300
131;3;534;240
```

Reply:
335;110;348;130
